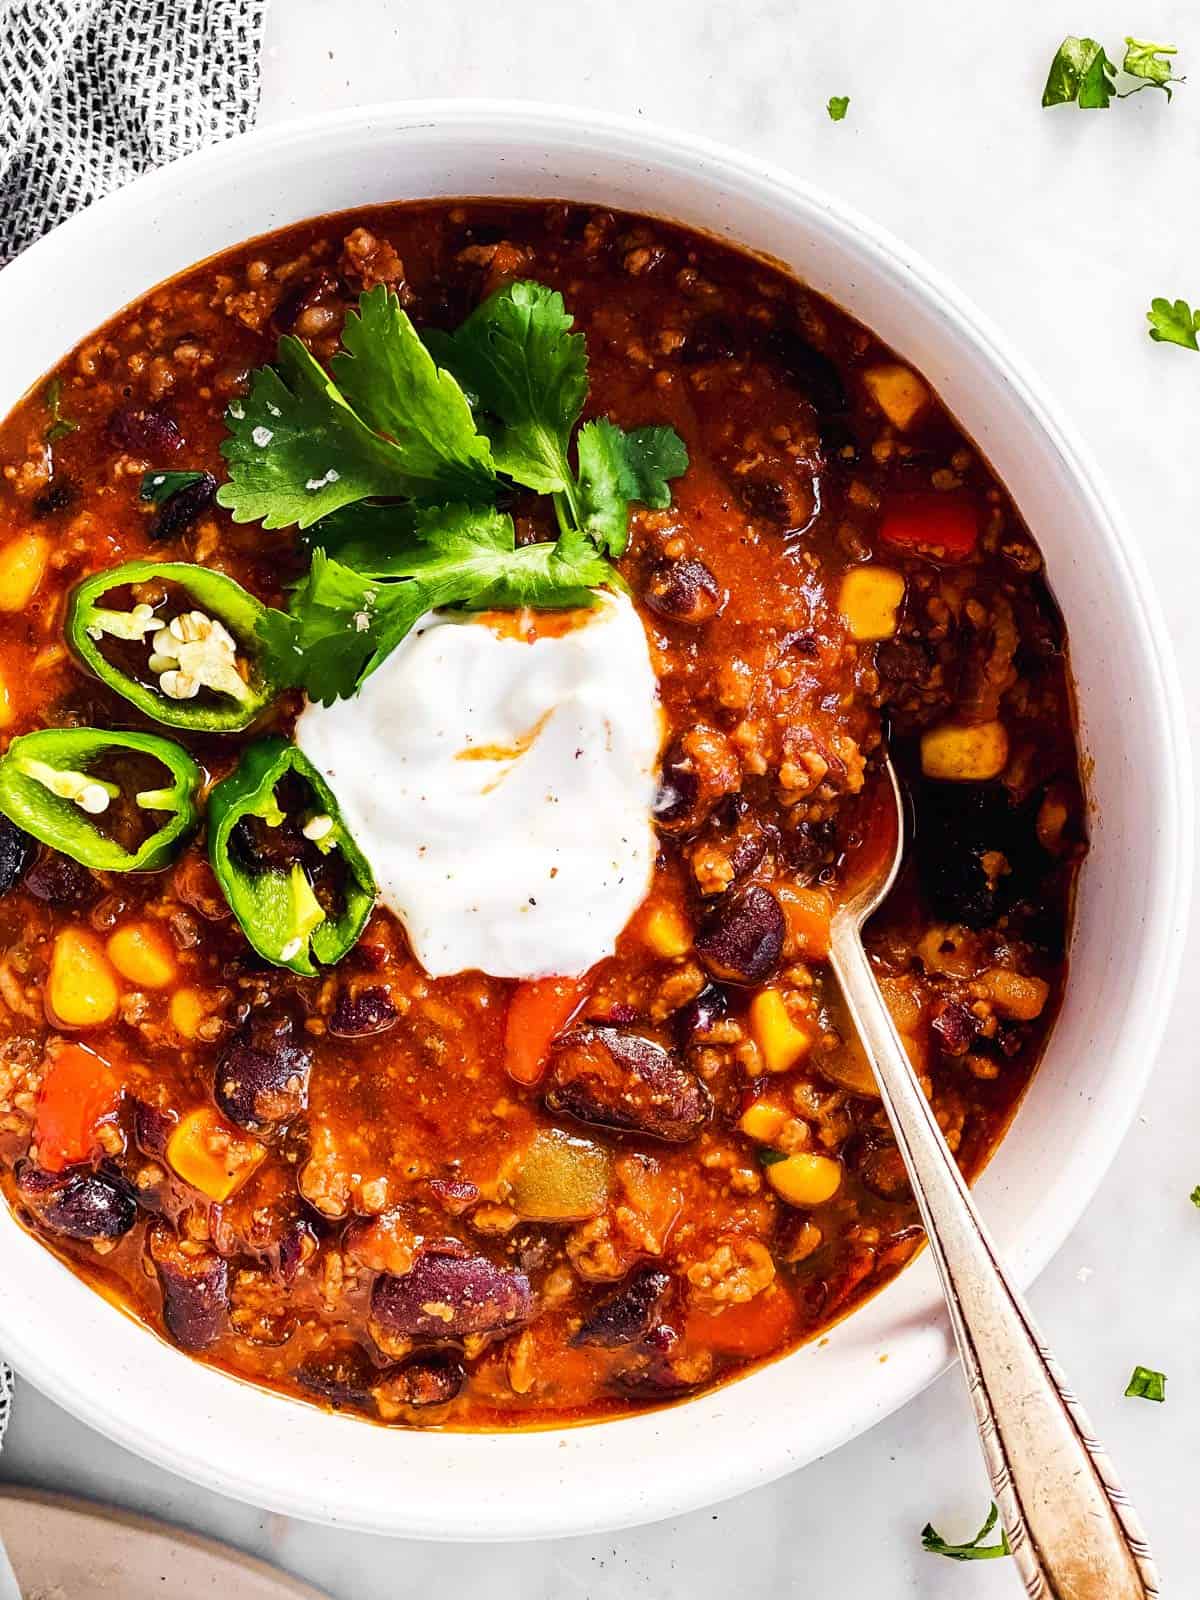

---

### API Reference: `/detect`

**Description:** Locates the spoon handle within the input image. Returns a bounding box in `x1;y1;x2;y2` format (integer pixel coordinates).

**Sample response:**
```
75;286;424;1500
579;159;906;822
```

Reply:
829;922;1159;1600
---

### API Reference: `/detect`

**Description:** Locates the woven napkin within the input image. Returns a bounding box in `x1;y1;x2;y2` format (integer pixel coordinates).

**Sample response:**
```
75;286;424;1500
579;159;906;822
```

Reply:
0;0;269;1445
0;0;270;263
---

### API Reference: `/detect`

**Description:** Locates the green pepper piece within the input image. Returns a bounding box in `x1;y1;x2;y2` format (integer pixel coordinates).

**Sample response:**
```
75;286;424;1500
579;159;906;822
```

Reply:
208;736;376;975
65;559;281;733
0;727;202;871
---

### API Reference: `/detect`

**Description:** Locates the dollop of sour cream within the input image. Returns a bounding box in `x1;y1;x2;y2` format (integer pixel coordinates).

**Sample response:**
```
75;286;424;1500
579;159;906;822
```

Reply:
295;591;662;980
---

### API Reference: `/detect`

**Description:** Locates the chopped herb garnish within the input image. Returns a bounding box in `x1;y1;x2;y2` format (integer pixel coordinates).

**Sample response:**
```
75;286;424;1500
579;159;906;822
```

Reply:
758;1148;788;1167
1190;1184;1200;1207
140;470;208;505
921;1503;1011;1561
43;377;78;444
229;279;688;699
1125;1365;1166;1402
1147;297;1200;351
1043;35;1183;106
827;96;850;121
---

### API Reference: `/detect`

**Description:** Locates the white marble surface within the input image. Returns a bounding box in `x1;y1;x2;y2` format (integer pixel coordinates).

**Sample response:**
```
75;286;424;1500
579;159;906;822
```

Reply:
4;0;1200;1593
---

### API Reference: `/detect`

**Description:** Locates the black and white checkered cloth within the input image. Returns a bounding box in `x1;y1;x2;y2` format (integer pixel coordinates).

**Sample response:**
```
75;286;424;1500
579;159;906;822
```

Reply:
0;0;270;262
0;0;269;1443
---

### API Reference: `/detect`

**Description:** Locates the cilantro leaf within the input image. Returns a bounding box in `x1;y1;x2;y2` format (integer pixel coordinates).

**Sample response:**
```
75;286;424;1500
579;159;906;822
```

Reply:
302;501;418;567
1122;38;1183;98
272;504;615;703
1043;37;1116;107
1147;297;1200;350
1191;1184;1200;1207
827;96;850;121
217;337;425;530
330;286;495;499
921;1504;1011;1561
576;419;690;556
43;377;78;444
428;281;588;496
1125;1365;1166;1402
140;469;208;505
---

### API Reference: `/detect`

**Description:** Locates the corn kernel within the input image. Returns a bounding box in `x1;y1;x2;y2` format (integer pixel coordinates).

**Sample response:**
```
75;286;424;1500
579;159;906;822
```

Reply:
107;923;176;988
766;1152;843;1208
739;1101;788;1141
862;364;930;431
641;902;692;958
749;989;813;1073
47;927;120;1028
166;1105;265;1202
0;534;49;612
170;986;210;1040
838;565;906;642
920;720;1009;782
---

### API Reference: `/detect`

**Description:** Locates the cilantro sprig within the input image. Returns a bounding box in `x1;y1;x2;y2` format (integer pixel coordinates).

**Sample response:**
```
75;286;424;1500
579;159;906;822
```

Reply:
921;1503;1012;1561
827;96;850;122
1043;35;1184;108
43;377;78;444
222;280;687;700
1147;297;1200;351
1124;1364;1166;1402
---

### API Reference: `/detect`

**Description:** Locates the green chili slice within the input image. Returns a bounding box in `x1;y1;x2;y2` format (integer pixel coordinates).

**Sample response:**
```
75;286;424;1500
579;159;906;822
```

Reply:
0;727;202;871
208;736;376;975
66;559;280;732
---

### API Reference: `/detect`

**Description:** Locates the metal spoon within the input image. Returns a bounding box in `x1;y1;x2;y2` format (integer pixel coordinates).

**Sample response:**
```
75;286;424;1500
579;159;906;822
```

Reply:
829;760;1158;1599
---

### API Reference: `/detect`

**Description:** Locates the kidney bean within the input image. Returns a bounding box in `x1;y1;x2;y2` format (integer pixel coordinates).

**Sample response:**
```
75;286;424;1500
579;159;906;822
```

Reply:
695;884;785;985
608;1325;713;1398
931;1000;975;1056
17;1165;136;1241
370;1250;533;1341
276;1215;319;1283
328;987;398;1039
106;405;183;455
148;471;216;542
545;1028;710;1143
643;559;723;625
295;1340;379;1409
652;761;699;832
574;1266;673;1348
427;1176;480;1215
674;983;728;1044
23;850;96;906
149;1224;229;1350
0;817;33;897
387;1350;465;1407
215;1014;311;1132
856;1141;911;1202
133;1100;178;1157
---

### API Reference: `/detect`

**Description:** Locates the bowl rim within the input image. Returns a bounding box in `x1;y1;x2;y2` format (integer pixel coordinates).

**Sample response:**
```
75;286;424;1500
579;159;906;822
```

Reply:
0;97;1191;1539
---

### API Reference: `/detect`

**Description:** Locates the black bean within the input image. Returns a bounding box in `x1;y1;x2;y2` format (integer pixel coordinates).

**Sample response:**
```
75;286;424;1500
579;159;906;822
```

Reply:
370;1250;533;1341
681;315;744;365
0;817;33;897
643;559;723;625
545;1027;711;1143
738;474;794;527
674;983;729;1044
31;477;77;518
18;1166;136;1241
106;406;183;456
574;1266;672;1348
652;764;700;831
215;1014;312;1132
149;1223;229;1350
765;328;849;417
875;635;935;687
328;987;398;1039
148;471;217;542
388;1350;465;1407
295;1341;379;1409
133;1100;177;1157
276;1215;319;1283
695;884;785;985
916;781;1039;930
23;850;97;907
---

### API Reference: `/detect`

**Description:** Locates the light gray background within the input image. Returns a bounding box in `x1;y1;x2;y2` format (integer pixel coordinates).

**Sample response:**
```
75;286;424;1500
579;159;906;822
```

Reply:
4;1;1199;1594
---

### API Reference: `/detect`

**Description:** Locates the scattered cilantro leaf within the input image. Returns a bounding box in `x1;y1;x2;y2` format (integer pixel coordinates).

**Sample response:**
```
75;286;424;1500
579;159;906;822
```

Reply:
1190;1184;1200;1207
758;1149;788;1167
43;377;78;443
1147;297;1200;350
329;286;495;499
576;419;689;556
921;1504;1011;1561
140;469;207;505
270;504;616;703
1122;38;1184;98
427;281;588;497
1042;37;1116;107
1125;1365;1166;1402
827;96;850;121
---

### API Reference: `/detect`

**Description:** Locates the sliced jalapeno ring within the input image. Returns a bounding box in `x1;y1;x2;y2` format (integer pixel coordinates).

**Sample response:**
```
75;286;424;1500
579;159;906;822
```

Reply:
0;727;202;871
66;559;280;732
208;736;376;976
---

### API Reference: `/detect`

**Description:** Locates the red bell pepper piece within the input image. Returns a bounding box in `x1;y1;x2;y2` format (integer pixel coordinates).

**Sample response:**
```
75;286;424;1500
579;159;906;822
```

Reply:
35;1042;121;1172
881;492;978;560
504;976;590;1086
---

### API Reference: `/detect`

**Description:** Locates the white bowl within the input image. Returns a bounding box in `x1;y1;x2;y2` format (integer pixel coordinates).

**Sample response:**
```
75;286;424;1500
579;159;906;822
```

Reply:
0;102;1189;1541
